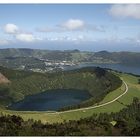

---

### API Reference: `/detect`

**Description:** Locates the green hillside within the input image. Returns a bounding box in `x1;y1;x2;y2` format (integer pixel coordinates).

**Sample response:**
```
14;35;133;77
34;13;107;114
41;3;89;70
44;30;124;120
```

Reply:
0;72;140;135
0;66;121;109
0;48;140;71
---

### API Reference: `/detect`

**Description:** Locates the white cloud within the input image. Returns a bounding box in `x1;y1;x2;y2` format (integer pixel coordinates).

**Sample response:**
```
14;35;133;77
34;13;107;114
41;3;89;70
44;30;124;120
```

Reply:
109;4;140;19
16;33;35;42
37;20;105;33
2;23;42;43
136;39;140;45
86;24;105;32
60;19;85;30
46;34;90;42
4;23;19;34
0;39;9;45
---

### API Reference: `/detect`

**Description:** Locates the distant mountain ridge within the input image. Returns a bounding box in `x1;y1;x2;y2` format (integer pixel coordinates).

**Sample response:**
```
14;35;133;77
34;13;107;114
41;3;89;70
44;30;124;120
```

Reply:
0;48;140;71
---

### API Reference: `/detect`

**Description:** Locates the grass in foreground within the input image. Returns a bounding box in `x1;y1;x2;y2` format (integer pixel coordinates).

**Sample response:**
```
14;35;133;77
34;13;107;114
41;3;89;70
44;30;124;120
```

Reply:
0;72;140;124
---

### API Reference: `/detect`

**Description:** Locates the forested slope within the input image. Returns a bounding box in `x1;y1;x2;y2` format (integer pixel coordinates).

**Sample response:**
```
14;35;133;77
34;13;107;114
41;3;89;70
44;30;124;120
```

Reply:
0;66;122;108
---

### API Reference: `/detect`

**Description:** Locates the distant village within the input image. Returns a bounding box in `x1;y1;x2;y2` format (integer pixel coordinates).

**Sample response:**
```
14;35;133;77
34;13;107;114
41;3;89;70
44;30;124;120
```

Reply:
27;59;77;73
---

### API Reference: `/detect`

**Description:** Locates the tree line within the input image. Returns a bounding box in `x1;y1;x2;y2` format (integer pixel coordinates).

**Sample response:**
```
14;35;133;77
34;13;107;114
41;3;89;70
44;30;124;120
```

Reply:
0;97;140;136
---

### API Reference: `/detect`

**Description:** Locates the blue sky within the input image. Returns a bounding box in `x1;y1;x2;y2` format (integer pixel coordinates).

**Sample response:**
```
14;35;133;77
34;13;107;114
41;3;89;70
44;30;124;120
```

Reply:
0;4;140;51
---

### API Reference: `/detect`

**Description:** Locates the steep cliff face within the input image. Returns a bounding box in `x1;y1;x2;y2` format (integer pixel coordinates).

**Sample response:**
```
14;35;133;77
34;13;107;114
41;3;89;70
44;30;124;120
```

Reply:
0;73;10;84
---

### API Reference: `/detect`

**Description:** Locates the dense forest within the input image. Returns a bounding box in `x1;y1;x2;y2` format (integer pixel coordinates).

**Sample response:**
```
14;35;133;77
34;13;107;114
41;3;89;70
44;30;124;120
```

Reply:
0;97;140;136
0;66;121;110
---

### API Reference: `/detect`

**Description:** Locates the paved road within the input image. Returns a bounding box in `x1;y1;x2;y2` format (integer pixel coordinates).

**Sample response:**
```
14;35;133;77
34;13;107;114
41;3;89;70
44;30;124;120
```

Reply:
47;79;128;114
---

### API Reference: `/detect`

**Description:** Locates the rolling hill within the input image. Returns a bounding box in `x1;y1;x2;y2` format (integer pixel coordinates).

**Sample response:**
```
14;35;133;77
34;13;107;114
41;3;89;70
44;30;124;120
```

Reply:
0;48;140;71
0;66;122;109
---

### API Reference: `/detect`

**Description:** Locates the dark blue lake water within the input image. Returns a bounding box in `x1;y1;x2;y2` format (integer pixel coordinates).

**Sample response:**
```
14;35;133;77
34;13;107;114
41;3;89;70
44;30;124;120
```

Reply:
64;63;140;75
9;89;91;111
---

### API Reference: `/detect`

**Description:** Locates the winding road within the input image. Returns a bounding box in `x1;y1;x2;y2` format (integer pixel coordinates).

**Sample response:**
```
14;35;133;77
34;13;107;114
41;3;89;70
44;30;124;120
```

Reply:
47;79;128;114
